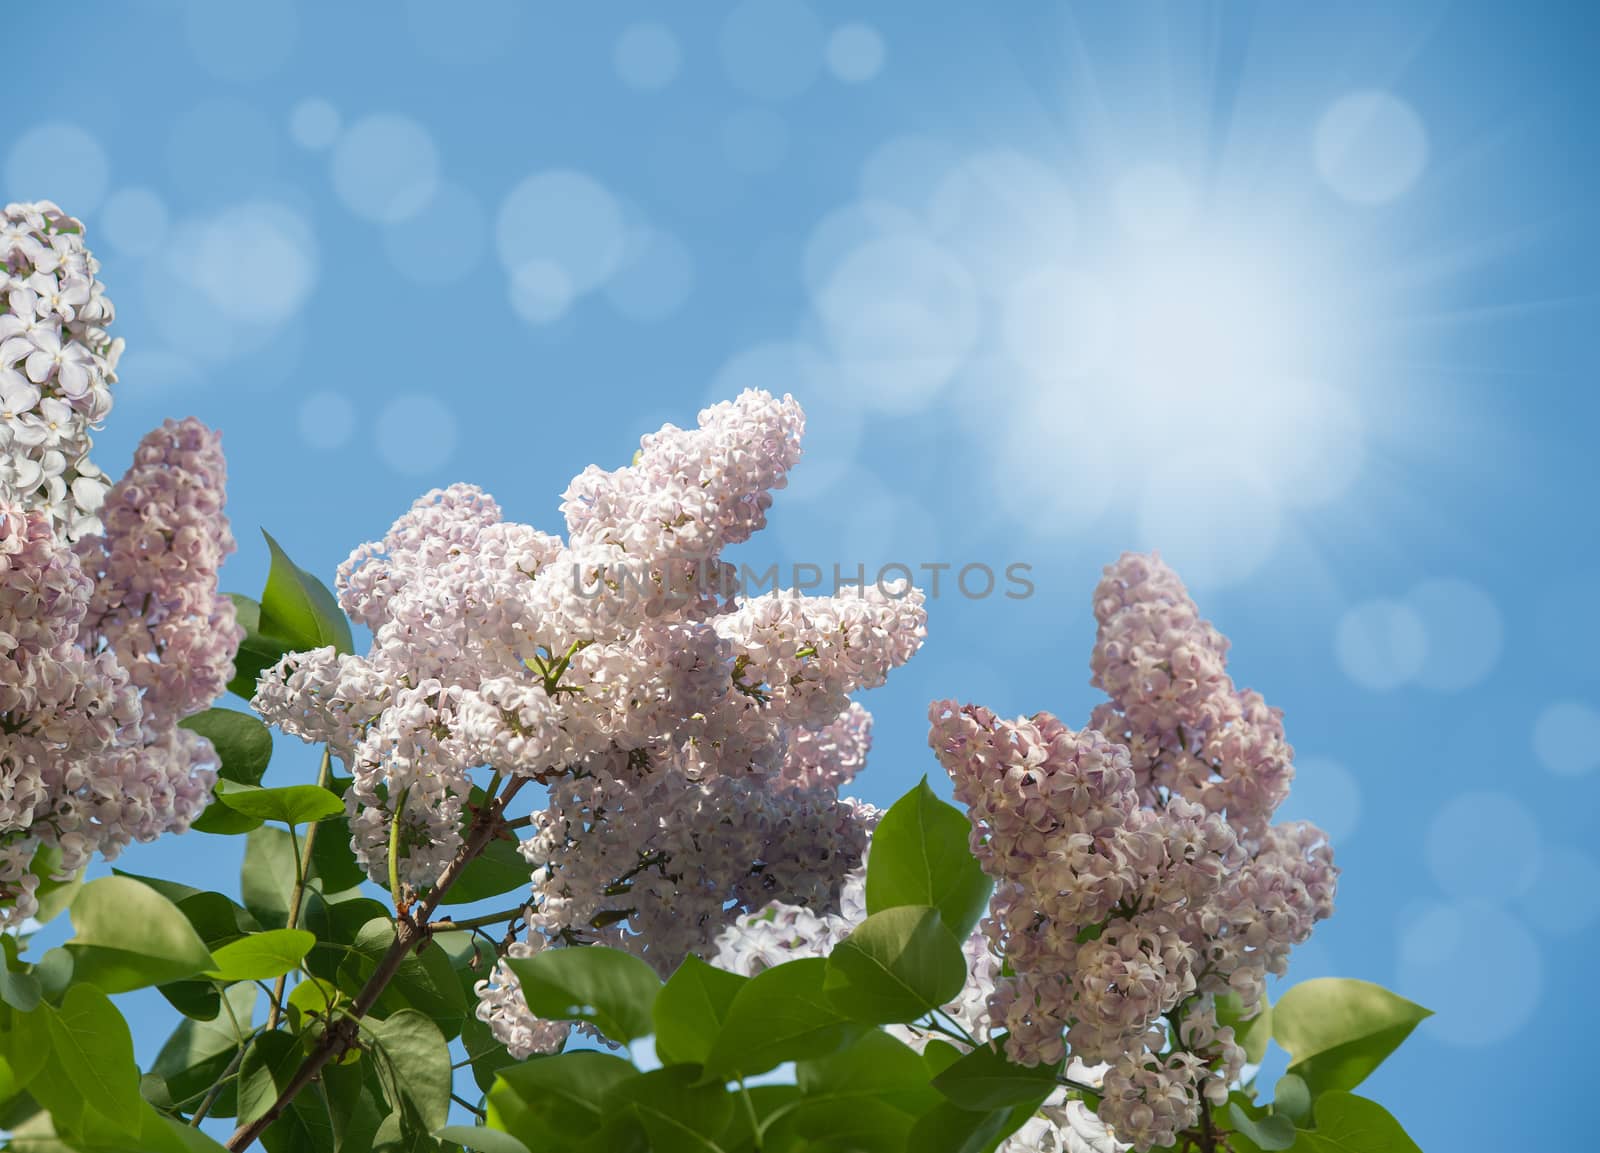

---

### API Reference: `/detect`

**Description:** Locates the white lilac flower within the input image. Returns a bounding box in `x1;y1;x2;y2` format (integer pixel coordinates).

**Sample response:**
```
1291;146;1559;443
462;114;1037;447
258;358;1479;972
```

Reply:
250;392;929;1056
0;201;119;540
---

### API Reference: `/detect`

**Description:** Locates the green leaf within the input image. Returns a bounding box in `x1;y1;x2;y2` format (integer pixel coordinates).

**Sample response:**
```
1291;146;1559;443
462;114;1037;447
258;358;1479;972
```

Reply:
778;1030;939;1146
798;1029;933;1099
205;929;316;981
654;954;749;1066
32;948;73;1000
152;984;257;1117
929;1039;1061;1110
701;957;863;1082
905;1101;1012;1153
191;797;265;836
227;593;295;700
0;965;41;1012
487;1051;638;1151
506;945;662;1045
1229;1101;1297;1151
109;869;203;906
45;985;143;1137
241;826;299;929
159;979;222;1023
433;1127;530;1153
175;890;262;949
320;1060;384;1153
1216;992;1273;1065
865;778;993;941
304;896;389;984
922;1038;964;1075
1290;1092;1422;1153
65;876;215;993
219;782;346;826
238;1030;335;1153
365;1009;454;1135
822;905;968;1023
259;530;354;655
435;835;533;905
180;708;274;786
310;810;369;894
1274;1073;1312;1123
341;918;467;1037
286;976;343;1035
1;998;52;1090
606;1065;735;1153
1272;979;1431;1096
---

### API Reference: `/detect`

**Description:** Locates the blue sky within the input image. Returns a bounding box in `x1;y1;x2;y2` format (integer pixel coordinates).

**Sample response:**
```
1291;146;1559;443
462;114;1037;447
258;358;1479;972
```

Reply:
11;2;1598;1148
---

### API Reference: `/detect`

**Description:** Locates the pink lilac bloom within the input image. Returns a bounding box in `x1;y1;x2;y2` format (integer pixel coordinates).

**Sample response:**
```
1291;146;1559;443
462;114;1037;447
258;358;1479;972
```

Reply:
0;208;238;924
0;425;239;923
928;554;1336;1152
251;391;927;1056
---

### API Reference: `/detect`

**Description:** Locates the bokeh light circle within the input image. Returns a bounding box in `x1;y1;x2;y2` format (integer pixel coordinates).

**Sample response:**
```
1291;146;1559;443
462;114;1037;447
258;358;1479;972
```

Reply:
615;22;682;91
189;202;318;326
331;115;440;224
6;123;109;214
1397;900;1541;1047
1314;90;1428;204
289;99;342;151
496;170;626;294
826;23;885;84
1334;599;1427;690
803;200;922;295
376;394;459;475
1532;700;1600;777
508;261;575;326
814;232;980;412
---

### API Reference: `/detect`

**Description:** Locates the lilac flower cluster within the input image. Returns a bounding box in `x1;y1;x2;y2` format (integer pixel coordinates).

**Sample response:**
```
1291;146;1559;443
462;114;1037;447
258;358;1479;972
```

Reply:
929;554;1336;1151
1;418;240;923
0;202;120;541
252;391;926;1057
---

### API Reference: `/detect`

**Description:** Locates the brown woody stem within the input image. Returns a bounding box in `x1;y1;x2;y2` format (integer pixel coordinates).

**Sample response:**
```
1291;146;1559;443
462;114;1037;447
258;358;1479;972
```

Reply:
224;774;528;1151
